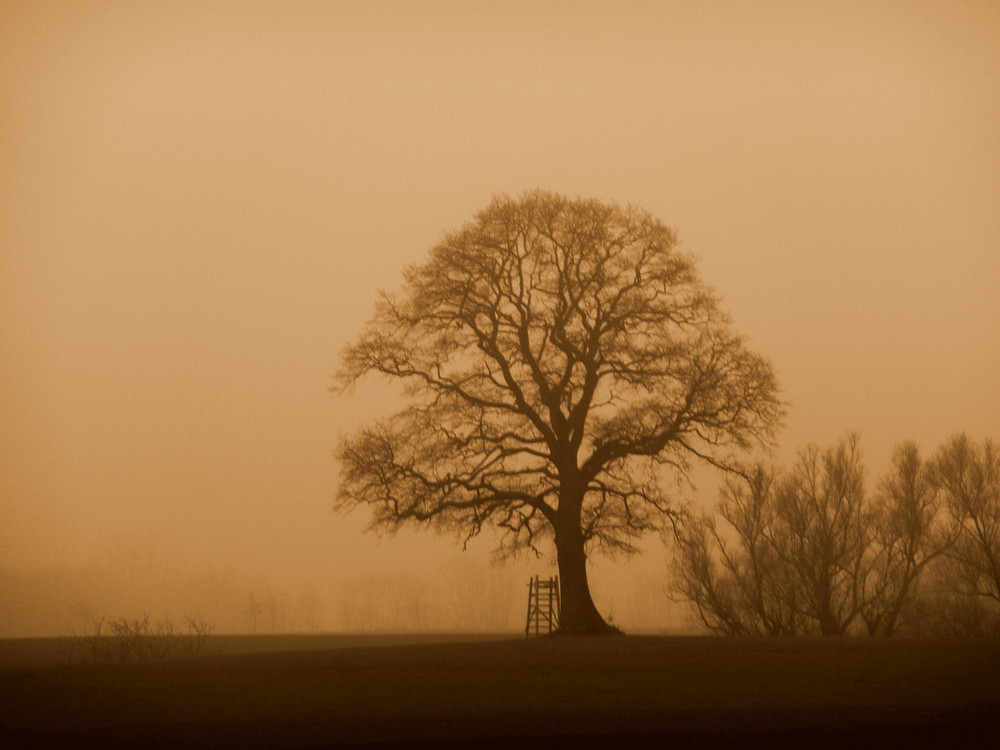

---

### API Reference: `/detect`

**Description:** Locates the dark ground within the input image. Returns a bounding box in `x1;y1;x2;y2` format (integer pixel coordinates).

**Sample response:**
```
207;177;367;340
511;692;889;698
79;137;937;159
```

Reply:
1;634;998;748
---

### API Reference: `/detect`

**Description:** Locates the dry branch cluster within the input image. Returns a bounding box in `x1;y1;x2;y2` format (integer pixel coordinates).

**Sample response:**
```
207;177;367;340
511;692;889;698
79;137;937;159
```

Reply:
67;614;213;663
671;434;1000;636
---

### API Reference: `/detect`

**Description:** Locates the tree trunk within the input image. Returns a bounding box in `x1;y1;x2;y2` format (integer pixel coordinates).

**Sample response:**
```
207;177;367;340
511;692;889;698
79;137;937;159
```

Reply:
554;525;620;635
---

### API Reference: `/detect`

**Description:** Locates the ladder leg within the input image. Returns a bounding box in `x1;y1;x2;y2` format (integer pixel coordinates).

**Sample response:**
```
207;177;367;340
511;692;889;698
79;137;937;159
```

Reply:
525;578;534;638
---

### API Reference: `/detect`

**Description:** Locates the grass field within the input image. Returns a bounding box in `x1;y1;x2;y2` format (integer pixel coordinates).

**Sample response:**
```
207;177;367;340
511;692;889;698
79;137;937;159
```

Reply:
1;634;998;748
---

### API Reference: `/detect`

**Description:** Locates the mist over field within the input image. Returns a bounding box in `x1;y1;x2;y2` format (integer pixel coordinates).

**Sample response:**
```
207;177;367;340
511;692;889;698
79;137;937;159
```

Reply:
0;540;687;637
2;1;998;639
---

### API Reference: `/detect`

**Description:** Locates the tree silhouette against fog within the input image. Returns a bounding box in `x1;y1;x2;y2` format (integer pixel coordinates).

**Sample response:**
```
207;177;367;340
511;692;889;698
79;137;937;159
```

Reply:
671;434;994;636
335;192;781;634
859;441;952;636
930;435;1000;606
672;437;873;635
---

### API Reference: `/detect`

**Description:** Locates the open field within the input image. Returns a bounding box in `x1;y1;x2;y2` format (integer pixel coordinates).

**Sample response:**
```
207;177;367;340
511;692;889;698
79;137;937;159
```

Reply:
1;634;998;748
0;633;519;669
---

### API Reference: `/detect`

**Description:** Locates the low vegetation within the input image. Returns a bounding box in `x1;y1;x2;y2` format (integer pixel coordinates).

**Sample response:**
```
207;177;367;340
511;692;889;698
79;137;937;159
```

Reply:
64;614;213;663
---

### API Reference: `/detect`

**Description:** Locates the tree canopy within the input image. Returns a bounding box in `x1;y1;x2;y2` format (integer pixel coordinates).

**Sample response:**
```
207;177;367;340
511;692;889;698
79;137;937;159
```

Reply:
335;191;781;633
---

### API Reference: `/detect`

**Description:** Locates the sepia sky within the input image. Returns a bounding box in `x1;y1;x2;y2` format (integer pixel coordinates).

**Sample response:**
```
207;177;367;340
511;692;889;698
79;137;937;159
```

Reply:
2;0;999;633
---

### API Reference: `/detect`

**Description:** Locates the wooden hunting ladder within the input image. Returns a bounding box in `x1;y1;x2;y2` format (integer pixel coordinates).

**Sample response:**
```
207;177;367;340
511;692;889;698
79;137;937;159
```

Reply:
525;575;560;637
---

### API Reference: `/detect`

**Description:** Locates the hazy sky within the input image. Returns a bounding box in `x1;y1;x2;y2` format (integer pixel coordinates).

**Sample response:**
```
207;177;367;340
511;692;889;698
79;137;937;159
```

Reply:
2;1;998;633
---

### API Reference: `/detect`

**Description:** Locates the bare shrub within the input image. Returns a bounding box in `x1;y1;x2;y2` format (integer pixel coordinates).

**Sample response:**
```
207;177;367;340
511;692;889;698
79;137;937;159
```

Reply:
67;614;213;663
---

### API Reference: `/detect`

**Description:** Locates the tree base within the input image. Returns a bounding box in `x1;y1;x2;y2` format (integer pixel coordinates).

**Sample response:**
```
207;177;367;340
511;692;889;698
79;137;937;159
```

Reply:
550;622;625;637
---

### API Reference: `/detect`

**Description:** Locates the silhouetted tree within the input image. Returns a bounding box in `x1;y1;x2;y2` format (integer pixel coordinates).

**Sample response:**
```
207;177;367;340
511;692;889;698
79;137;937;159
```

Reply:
774;436;871;635
335;191;781;634
858;442;952;636
929;434;1000;608
673;434;1000;637
672;437;872;635
670;467;804;635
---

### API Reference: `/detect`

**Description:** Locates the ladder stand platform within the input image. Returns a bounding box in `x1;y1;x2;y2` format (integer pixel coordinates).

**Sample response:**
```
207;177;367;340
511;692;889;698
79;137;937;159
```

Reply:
525;575;560;637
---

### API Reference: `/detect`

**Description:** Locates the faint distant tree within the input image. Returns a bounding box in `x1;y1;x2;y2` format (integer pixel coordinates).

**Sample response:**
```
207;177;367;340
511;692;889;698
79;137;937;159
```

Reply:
929;434;1000;607
296;584;324;632
446;560;518;631
247;592;263;634
266;593;280;634
335;191;781;634
858;442;952;636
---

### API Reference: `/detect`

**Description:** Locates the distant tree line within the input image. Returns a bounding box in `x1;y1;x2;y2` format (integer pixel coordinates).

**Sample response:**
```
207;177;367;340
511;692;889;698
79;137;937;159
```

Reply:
670;434;1000;636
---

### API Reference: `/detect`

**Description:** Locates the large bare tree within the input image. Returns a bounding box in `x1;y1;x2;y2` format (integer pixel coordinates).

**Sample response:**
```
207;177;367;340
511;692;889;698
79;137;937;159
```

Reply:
335;192;781;634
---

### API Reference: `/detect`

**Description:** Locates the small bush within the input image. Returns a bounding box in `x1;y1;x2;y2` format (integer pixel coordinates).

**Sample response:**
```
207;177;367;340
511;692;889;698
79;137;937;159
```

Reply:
67;614;213;663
